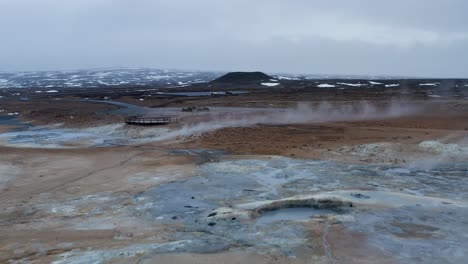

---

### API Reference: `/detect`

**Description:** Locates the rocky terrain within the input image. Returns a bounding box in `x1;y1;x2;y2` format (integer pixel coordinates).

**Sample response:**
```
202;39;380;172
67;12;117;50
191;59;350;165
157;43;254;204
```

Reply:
0;72;467;263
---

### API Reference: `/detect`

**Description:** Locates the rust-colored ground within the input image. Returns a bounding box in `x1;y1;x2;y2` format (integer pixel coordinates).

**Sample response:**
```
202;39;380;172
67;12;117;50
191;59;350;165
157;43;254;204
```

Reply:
0;91;467;263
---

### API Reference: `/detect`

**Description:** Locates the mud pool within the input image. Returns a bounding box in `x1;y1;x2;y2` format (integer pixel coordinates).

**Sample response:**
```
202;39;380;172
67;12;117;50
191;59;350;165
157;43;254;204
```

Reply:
0;124;130;148
0;115;31;129
48;156;468;263
255;208;337;225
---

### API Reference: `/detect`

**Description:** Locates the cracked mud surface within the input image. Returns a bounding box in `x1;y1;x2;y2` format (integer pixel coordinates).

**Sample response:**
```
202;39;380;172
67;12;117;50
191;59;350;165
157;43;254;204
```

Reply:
1;148;467;263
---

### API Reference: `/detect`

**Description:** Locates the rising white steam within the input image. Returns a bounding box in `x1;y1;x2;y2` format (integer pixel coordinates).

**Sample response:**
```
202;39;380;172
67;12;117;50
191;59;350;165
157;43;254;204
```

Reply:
0;101;421;148
149;100;420;141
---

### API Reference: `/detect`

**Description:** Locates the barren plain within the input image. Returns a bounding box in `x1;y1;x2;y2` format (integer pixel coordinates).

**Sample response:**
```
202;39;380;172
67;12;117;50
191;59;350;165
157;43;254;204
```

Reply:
0;82;467;263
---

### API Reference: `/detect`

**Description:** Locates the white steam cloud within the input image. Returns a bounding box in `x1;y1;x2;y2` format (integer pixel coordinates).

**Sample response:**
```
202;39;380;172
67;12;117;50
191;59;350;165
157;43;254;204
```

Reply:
0;101;420;148
150;101;419;141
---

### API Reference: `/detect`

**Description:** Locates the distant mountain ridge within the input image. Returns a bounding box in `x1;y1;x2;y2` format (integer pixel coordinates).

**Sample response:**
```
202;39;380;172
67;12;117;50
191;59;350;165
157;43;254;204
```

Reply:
1;68;466;90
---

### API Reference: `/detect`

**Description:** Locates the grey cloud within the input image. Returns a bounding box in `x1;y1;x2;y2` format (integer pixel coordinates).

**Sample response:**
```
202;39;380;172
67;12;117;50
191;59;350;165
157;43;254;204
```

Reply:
0;0;467;77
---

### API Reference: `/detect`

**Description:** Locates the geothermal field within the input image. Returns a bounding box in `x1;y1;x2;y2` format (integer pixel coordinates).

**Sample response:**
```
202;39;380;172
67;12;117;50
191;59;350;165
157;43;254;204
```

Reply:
0;71;468;263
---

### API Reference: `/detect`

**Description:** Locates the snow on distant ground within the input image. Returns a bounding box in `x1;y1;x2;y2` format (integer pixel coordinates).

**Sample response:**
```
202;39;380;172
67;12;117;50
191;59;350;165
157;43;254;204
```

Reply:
317;84;336;88
276;76;300;80
385;84;400;88
337;82;364;87
97;80;110;85
427;94;442;98
65;83;82;87
147;75;171;80
269;79;278;82
45;90;59;93
0;69;220;89
369;81;383;85
419;83;439;86
261;82;280;87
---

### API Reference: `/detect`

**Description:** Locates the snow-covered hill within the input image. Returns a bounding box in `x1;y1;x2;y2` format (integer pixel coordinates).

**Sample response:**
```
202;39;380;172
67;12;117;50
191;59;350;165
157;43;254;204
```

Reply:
0;69;222;89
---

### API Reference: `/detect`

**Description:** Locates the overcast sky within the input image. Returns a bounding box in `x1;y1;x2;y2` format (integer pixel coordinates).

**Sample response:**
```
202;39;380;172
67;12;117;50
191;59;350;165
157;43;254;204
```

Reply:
0;0;467;77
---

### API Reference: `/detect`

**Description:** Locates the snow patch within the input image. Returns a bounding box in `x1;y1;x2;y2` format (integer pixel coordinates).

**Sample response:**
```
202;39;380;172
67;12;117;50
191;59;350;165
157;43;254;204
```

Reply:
419;83;439;86
276;76;300;80
261;82;280;87
337;82;364;87
65;83;82;87
148;75;171;80
317;84;336;88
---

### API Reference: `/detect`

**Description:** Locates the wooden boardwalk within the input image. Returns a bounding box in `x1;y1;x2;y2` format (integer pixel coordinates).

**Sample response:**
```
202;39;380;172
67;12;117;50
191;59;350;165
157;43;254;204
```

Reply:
125;116;172;125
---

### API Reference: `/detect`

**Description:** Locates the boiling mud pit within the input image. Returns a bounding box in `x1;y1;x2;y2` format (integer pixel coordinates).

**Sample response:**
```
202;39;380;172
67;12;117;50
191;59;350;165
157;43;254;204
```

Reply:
22;156;463;264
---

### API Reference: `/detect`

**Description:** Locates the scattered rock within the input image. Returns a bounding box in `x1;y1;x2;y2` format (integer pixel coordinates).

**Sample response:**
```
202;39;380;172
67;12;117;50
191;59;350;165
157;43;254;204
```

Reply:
350;193;371;199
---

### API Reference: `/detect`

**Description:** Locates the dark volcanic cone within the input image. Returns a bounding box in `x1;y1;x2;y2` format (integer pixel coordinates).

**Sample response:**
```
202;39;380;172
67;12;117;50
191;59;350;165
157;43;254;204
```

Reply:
211;71;273;84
